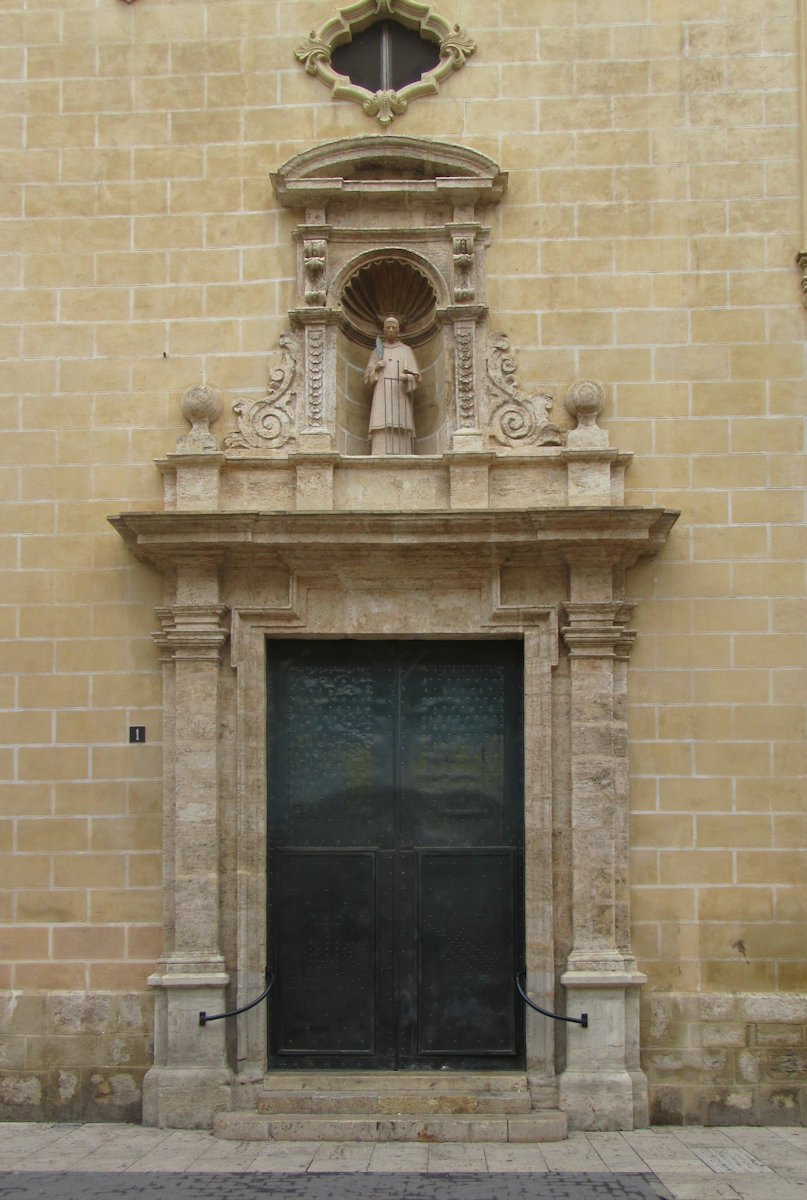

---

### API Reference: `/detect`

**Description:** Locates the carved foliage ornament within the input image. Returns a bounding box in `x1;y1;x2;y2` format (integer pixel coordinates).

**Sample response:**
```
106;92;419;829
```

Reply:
486;333;564;448
224;333;300;454
304;240;327;306
452;235;475;303
454;325;476;427
296;0;475;126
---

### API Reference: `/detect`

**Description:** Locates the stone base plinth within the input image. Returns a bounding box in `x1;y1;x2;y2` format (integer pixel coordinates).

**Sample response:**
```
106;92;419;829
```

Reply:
559;967;648;1132
143;1066;233;1129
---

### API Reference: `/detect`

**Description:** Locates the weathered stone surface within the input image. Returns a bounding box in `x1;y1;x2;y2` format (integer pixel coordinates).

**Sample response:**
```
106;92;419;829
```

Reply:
642;992;807;1126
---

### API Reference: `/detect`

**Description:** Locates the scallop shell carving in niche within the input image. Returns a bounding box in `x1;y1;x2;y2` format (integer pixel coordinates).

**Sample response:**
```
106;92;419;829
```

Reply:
341;258;438;348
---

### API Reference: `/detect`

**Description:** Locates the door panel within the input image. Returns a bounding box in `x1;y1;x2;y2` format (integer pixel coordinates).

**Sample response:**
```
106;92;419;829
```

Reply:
415;850;517;1057
271;652;395;847
399;655;512;847
267;640;524;1070
274;850;380;1056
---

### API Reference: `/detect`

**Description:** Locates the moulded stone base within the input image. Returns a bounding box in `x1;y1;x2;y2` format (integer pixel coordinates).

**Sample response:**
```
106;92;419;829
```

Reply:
142;1066;233;1129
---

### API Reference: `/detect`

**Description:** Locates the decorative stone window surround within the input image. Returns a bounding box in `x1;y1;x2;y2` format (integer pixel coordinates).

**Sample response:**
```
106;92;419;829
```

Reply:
295;0;476;126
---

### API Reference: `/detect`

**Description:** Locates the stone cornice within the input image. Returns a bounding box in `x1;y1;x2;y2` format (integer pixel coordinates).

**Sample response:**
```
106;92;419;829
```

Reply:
272;137;507;208
110;507;678;575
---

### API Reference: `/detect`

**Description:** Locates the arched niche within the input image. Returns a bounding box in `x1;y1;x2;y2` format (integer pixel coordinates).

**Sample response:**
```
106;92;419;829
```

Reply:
275;136;507;455
333;250;450;455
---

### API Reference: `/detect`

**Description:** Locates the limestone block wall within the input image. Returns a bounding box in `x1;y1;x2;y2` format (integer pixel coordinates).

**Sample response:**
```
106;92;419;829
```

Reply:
1;0;805;1124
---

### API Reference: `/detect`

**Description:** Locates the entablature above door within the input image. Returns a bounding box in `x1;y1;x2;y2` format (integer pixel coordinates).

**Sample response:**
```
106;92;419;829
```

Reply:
110;506;678;579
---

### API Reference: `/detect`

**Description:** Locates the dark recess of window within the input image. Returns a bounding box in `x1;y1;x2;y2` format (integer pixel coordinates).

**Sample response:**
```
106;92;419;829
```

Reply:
331;20;441;93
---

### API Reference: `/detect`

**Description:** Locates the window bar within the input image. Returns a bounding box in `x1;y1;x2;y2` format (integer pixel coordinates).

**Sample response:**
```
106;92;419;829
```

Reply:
381;22;392;91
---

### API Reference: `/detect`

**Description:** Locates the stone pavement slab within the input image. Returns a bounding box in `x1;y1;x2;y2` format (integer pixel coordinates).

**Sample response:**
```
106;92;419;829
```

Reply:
0;1172;671;1199
0;1123;805;1199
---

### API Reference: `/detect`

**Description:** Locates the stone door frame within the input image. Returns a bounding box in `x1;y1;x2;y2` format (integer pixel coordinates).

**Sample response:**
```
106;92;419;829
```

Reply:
112;507;676;1131
228;613;557;1087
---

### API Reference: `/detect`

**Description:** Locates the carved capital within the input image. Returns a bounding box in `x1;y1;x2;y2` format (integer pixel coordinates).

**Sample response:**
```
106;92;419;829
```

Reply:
561;601;635;658
154;606;230;662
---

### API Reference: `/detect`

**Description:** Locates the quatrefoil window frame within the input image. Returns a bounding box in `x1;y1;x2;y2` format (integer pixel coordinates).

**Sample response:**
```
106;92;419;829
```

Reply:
295;0;476;126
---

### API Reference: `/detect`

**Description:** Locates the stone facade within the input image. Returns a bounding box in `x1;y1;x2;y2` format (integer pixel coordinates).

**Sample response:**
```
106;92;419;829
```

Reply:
1;0;805;1130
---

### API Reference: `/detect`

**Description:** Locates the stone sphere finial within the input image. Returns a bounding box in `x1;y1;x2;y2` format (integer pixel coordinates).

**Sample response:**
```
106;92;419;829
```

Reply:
181;384;222;432
564;379;606;428
563;380;608;449
177;384;222;453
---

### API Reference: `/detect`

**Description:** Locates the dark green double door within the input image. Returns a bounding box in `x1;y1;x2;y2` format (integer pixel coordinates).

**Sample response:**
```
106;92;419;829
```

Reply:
267;640;524;1070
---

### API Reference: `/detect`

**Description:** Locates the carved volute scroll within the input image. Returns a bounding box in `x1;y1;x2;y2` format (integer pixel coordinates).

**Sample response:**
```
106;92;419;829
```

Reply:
223;333;300;454
486;333;563;448
295;0;475;126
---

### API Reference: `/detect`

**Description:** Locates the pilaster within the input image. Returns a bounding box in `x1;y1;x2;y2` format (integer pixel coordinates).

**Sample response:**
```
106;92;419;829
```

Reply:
558;595;648;1131
290;307;341;447
143;595;233;1128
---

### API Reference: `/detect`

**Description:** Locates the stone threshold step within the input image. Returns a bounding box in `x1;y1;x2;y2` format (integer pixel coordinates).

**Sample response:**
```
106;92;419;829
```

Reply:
256;1091;532;1115
258;1071;531;1094
214;1111;568;1143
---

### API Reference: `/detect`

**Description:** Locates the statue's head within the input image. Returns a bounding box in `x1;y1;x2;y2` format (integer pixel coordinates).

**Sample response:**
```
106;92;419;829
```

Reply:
382;315;400;341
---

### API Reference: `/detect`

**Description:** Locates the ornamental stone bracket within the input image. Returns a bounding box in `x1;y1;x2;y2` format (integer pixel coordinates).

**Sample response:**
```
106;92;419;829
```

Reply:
295;0;475;126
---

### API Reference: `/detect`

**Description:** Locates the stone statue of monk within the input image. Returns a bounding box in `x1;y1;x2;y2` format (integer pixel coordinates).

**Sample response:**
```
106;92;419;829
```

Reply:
364;315;420;455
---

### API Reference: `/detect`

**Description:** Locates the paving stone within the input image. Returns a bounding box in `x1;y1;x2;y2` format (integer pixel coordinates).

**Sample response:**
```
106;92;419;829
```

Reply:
366;1144;430;1172
690;1148;772;1175
652;1174;741;1200
0;1172;672;1199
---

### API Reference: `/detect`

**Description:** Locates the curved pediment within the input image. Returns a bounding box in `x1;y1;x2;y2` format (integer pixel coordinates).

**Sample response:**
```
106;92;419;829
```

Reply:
271;136;508;209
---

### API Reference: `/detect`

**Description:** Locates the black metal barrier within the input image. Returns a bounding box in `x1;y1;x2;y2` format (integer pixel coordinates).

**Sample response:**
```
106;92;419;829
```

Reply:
199;969;275;1027
516;970;588;1028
